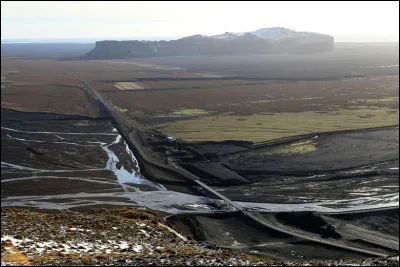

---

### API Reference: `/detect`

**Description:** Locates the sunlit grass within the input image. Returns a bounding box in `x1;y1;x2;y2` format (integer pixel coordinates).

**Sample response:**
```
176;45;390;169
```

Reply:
248;140;317;157
1;101;30;111
169;108;210;116
112;104;128;113
114;82;144;90
153;108;399;142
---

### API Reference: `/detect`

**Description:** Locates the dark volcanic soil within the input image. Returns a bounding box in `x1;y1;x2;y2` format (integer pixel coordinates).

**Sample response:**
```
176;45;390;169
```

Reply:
1;109;398;263
139;125;399;210
167;210;399;261
197;126;400;207
226;126;399;174
326;209;400;237
0;110;220;214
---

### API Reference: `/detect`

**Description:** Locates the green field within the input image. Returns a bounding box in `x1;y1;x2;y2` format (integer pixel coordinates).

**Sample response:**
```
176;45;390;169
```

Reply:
153;108;399;142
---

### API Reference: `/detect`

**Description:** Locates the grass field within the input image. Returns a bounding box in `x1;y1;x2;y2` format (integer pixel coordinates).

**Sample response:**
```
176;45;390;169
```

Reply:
100;76;399;115
1;56;398;143
153;108;399;142
100;74;398;142
0;70;103;118
247;140;318;157
168;108;210;116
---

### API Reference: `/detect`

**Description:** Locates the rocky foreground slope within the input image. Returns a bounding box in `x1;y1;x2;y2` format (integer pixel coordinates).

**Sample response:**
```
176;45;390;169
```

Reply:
84;27;334;59
1;207;398;266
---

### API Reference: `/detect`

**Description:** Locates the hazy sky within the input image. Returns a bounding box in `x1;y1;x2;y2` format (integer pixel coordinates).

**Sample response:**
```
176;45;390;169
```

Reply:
1;1;399;41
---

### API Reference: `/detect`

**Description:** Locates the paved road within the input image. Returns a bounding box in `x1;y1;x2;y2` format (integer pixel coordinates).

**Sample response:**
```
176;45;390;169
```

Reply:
248;212;391;258
67;71;396;259
321;215;399;251
193;179;242;212
189;180;393;257
319;206;399;215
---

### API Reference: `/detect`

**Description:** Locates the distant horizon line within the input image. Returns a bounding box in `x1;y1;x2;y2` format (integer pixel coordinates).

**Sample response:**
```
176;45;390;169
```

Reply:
1;36;399;44
0;37;183;43
2;39;399;44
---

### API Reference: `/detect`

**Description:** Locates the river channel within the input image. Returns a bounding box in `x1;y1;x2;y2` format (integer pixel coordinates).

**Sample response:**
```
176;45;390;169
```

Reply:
1;119;398;214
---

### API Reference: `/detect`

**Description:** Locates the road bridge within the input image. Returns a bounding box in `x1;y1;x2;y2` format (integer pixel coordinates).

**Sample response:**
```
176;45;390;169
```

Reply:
68;71;395;259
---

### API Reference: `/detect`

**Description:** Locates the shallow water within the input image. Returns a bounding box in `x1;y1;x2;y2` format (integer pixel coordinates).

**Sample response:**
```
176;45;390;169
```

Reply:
1;121;174;210
1;120;398;214
100;133;166;190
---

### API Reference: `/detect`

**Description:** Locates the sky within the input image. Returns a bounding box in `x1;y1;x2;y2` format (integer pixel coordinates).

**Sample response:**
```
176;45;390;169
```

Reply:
1;1;399;42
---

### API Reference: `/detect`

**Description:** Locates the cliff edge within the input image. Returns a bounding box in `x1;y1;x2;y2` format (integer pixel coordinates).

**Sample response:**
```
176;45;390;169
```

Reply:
84;27;334;59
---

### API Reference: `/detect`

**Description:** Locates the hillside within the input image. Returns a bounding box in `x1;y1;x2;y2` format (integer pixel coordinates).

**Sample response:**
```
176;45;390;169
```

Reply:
84;27;334;59
2;208;398;266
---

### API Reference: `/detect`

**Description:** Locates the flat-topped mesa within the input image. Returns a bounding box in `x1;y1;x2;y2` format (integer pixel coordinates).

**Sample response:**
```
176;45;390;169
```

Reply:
83;27;334;59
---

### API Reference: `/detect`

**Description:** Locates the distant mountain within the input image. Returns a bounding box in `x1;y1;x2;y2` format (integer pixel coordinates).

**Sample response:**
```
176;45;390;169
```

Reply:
252;27;323;40
84;27;334;59
209;27;326;40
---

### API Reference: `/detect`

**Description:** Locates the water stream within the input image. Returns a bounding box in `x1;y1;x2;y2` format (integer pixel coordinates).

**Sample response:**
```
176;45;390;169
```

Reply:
100;133;166;191
1;124;398;213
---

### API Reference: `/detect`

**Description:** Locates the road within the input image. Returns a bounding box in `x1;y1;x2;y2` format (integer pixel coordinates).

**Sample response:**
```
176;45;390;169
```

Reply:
253;213;392;258
67;71;397;259
319;206;399;215
321;214;399;251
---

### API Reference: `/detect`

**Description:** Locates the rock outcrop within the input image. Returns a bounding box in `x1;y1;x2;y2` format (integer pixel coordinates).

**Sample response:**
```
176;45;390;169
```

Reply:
84;27;334;59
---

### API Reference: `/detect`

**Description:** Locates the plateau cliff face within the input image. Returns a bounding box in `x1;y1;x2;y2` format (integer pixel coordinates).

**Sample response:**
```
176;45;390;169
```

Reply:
84;27;334;59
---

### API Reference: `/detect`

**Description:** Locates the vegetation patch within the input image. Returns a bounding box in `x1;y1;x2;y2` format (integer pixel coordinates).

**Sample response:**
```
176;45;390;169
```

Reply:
114;82;145;90
103;61;183;71
1;243;31;266
197;73;223;78
363;97;399;104
112;104;128;113
349;97;399;105
1;207;276;266
248;140;317;157
169;108;211;116
153;108;399;142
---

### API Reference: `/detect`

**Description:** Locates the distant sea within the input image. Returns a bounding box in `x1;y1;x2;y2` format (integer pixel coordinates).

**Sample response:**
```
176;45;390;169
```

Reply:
1;36;182;44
